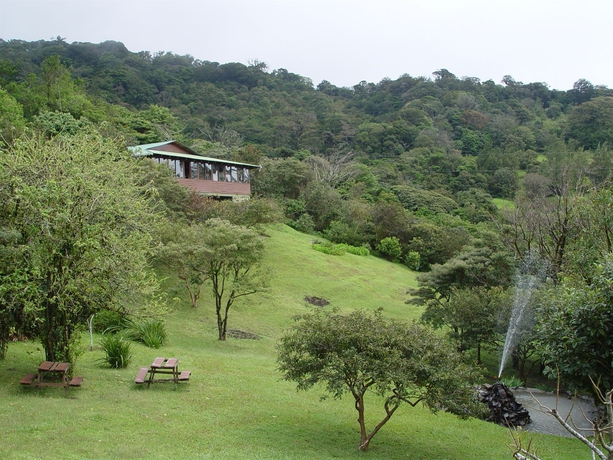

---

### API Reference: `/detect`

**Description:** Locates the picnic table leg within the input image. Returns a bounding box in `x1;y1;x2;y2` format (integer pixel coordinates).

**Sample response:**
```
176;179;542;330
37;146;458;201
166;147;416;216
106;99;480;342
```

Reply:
147;367;154;388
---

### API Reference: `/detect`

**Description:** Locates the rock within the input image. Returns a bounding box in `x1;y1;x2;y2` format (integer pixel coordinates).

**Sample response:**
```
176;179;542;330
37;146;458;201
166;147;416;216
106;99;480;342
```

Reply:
479;382;531;427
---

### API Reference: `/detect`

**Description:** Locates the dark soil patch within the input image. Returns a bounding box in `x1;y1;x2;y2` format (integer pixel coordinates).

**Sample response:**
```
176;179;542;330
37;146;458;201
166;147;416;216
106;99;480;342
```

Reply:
227;329;260;340
304;296;330;307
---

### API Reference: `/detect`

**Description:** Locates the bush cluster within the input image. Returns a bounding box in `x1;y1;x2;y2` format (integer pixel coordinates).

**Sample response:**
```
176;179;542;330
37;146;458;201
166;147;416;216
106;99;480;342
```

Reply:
312;241;369;257
125;320;168;349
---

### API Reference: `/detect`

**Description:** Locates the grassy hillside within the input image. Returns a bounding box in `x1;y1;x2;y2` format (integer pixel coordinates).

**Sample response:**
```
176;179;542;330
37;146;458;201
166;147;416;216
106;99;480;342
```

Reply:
0;225;586;459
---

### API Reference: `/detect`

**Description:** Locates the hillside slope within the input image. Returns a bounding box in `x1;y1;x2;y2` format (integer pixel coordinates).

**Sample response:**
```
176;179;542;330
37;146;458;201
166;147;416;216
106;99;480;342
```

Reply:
0;225;586;459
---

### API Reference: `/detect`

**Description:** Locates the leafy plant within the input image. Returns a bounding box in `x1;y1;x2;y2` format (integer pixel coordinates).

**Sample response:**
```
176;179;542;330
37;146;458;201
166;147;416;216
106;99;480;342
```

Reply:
99;334;132;368
126;320;167;349
92;310;127;334
500;375;523;388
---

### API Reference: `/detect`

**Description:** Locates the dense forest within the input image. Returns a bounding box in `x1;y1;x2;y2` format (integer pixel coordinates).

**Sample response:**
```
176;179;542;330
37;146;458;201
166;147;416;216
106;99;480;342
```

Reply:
2;37;613;395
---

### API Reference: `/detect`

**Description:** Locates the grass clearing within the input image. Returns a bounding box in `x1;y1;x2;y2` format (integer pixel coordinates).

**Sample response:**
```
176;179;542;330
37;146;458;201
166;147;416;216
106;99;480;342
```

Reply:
0;225;587;459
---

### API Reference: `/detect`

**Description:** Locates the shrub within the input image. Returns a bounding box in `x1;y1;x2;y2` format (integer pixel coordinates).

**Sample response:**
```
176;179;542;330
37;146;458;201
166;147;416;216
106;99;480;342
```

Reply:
312;241;346;256
376;236;402;261
311;242;369;257
345;245;370;256
92;310;127;334
289;213;315;234
99;334;132;368
403;251;422;270
324;220;366;247
126;320;167;349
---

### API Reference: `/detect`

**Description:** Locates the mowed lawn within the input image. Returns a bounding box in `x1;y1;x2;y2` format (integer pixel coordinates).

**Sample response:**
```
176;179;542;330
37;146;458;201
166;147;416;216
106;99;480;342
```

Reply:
0;225;587;459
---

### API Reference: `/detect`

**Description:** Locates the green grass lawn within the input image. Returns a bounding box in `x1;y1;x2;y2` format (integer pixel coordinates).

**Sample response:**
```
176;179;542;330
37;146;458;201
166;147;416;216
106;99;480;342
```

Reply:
493;197;515;210
0;225;587;459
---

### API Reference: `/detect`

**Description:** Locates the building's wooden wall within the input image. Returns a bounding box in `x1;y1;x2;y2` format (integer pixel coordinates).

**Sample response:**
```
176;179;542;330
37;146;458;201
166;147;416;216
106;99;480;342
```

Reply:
179;178;251;197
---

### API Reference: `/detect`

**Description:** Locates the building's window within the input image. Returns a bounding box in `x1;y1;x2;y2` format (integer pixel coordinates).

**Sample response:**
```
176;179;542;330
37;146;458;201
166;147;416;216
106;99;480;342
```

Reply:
237;168;244;183
189;162;199;179
169;159;185;178
212;164;221;181
225;165;232;182
230;166;238;182
198;162;212;180
244;169;250;183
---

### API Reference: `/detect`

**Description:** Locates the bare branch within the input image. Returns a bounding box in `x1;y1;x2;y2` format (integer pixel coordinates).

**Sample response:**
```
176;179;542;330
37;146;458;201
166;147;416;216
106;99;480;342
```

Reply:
307;150;358;188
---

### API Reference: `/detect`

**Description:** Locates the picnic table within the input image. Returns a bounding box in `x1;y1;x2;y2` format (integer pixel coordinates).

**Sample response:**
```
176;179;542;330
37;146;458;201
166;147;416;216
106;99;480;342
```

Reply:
134;357;190;388
20;361;83;397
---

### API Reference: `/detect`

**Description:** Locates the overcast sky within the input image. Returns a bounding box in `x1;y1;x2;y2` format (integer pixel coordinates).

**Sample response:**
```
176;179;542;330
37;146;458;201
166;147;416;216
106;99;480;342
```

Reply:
1;0;611;91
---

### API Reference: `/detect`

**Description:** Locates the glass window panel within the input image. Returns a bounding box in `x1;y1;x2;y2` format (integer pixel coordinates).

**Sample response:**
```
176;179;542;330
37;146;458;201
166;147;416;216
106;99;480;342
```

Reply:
212;164;219;181
190;162;199;179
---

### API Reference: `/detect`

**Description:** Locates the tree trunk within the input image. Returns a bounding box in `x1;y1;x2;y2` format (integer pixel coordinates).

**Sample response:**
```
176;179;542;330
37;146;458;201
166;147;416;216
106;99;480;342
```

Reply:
188;286;200;308
218;316;227;341
355;393;370;451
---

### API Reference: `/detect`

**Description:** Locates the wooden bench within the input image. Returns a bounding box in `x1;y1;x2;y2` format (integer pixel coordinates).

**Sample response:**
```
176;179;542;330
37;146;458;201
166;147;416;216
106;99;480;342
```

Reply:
20;371;83;396
20;373;38;385
178;370;191;381
134;367;149;384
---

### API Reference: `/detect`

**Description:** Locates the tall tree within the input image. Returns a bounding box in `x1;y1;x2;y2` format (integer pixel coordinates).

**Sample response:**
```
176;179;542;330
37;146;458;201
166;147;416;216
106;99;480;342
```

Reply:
421;286;510;362
566;97;613;149
0;131;162;363
0;88;26;145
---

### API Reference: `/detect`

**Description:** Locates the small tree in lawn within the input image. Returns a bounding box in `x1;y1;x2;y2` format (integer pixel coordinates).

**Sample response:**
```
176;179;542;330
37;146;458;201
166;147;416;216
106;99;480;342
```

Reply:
277;308;482;451
201;218;269;341
156;222;212;308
